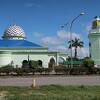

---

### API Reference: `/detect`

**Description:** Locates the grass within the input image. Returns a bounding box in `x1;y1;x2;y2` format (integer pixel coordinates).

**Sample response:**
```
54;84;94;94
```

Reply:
0;85;100;100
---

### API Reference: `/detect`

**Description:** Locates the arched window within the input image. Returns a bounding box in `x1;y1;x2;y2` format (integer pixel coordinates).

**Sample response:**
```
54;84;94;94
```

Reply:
22;60;29;68
59;57;65;64
38;60;42;67
49;57;55;68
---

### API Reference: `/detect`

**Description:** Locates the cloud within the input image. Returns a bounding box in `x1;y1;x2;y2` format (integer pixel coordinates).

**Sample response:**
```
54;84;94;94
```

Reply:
25;3;34;7
57;30;80;40
33;30;87;58
72;47;89;58
33;32;42;37
49;45;67;52
41;36;62;45
49;46;89;58
24;2;40;8
78;47;89;58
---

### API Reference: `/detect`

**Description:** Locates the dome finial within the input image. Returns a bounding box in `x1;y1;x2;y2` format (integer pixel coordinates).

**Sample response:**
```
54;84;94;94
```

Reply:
12;19;16;26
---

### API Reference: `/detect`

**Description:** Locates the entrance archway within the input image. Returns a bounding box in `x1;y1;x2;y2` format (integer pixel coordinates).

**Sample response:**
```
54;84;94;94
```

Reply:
59;57;65;64
49;57;55;69
38;60;42;67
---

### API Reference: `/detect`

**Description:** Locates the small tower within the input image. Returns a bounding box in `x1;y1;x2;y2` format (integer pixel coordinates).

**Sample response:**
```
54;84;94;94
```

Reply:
88;16;100;67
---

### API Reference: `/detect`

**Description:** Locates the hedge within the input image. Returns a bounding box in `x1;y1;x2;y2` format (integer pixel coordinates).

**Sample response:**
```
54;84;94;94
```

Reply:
0;65;100;76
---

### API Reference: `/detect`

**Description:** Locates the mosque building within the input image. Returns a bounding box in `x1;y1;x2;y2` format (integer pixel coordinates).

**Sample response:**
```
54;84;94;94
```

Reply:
0;23;67;68
89;16;100;67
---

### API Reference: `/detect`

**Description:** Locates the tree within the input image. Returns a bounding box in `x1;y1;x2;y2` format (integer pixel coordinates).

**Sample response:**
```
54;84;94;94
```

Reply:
68;38;84;59
22;60;29;68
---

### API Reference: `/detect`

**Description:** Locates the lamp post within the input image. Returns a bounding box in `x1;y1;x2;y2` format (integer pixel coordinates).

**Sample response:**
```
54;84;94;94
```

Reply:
70;12;85;68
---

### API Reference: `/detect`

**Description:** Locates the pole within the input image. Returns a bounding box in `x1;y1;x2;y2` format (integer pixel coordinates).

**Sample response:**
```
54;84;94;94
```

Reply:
69;12;85;68
28;54;29;62
32;78;36;88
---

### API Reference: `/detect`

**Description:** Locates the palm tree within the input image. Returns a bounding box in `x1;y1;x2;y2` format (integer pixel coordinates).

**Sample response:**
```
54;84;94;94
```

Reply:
68;38;84;59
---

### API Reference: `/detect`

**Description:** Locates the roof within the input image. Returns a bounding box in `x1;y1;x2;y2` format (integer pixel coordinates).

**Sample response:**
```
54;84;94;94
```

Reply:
0;39;42;48
63;61;82;65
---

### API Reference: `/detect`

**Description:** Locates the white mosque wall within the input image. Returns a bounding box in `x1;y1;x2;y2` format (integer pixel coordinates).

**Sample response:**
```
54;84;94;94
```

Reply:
12;53;50;68
11;52;67;68
0;52;11;67
0;51;67;68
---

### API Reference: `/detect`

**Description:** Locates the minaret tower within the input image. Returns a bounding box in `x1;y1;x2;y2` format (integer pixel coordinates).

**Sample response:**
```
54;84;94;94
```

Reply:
88;16;100;67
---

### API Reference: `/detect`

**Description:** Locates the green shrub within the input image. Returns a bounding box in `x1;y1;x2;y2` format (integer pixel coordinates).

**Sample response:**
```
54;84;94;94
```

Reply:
35;68;44;74
82;58;94;74
31;60;38;68
22;60;29;68
48;62;53;69
70;67;88;75
44;68;52;74
83;58;94;68
0;65;13;75
13;68;24;76
54;65;89;75
92;67;100;74
54;65;67;74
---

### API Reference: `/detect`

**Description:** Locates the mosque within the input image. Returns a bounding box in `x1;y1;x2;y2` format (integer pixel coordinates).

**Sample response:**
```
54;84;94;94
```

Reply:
2;17;100;68
0;23;67;68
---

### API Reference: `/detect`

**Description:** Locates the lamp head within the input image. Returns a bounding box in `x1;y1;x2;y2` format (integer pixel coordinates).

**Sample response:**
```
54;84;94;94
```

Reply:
80;12;85;15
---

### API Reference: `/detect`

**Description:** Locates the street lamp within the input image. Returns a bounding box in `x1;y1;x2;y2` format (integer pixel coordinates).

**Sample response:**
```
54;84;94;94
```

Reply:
70;12;85;68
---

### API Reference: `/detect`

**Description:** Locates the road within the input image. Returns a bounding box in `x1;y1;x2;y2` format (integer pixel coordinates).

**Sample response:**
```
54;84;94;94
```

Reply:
0;75;100;86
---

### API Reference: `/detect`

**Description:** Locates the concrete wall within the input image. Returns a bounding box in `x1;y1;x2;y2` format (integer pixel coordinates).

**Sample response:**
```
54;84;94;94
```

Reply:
12;53;51;68
0;52;12;67
0;49;67;68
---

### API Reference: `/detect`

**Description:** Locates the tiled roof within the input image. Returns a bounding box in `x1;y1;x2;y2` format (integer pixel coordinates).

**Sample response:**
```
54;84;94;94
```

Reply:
0;40;42;48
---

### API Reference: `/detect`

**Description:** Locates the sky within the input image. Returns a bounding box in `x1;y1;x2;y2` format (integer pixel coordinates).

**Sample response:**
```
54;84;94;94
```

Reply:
0;0;99;58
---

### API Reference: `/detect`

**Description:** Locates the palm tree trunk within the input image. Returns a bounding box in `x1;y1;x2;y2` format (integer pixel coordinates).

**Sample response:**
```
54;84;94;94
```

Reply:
74;47;77;59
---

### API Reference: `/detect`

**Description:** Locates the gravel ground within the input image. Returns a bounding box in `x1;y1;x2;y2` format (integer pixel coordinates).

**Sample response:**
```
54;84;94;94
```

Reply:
0;75;100;86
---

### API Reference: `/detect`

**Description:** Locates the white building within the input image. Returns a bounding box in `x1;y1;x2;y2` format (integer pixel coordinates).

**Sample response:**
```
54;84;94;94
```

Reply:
89;16;100;67
0;23;67;68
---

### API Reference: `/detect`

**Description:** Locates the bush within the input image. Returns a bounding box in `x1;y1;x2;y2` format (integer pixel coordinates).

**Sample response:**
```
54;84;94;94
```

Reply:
82;58;94;74
54;65;89;75
22;60;29;68
83;58;94;68
13;68;24;76
91;67;100;74
30;60;38;68
48;62;53;69
70;67;88;75
35;68;44;74
0;65;13;75
44;68;52;74
54;65;68;74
